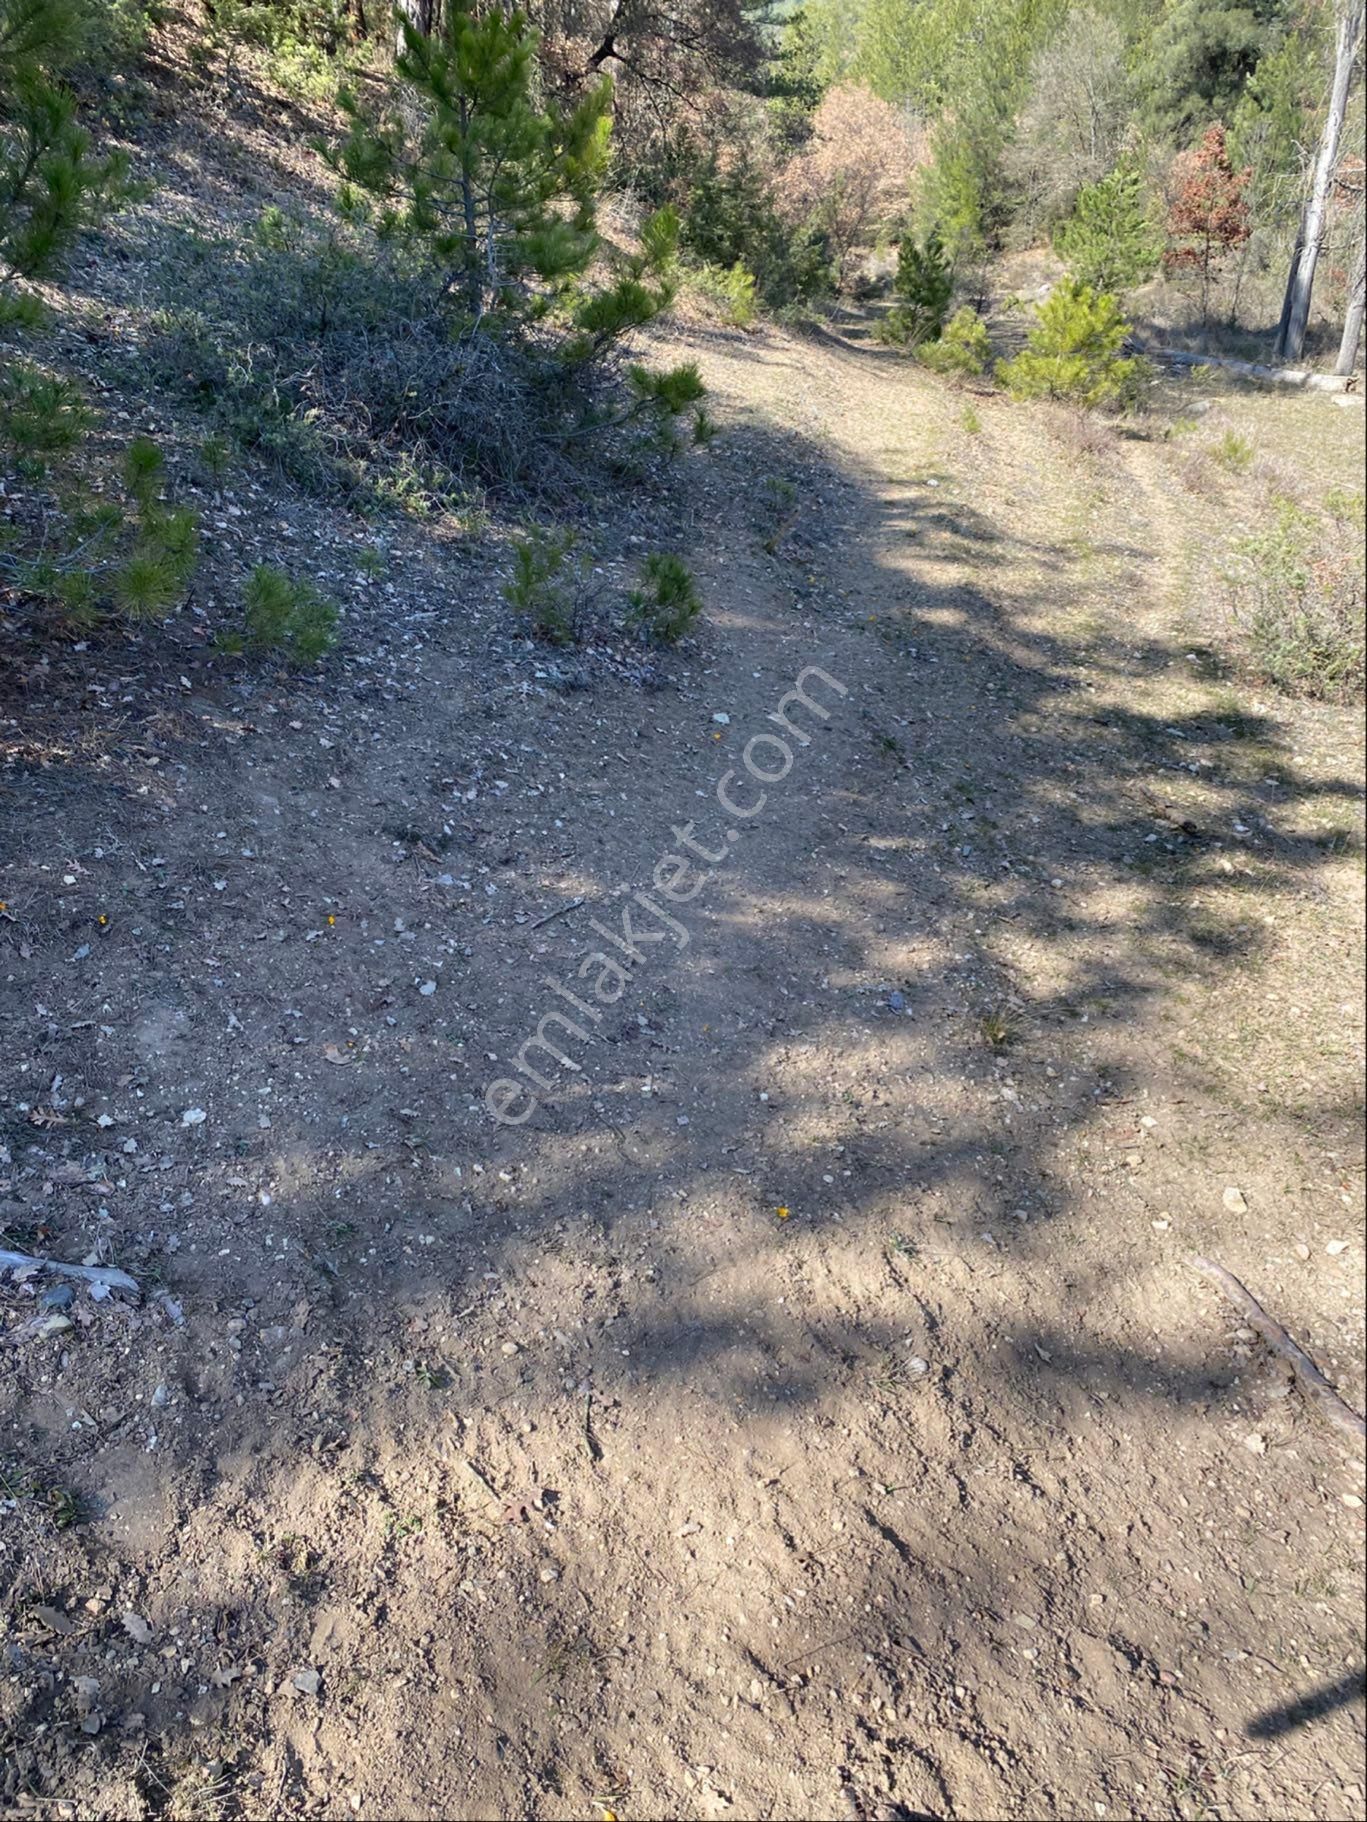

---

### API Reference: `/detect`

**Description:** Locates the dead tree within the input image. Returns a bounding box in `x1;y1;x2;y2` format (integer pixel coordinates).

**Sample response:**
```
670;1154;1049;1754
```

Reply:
1274;0;1365;362
1335;229;1365;375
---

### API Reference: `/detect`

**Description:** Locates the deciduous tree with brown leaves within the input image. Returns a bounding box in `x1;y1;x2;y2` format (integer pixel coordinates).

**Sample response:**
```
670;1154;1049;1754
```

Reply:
774;82;919;288
1163;122;1251;324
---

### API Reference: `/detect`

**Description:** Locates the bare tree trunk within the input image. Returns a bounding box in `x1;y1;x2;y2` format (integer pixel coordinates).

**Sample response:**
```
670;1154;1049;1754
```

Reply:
395;0;436;51
458;96;482;315
1336;233;1366;375
1274;0;1365;362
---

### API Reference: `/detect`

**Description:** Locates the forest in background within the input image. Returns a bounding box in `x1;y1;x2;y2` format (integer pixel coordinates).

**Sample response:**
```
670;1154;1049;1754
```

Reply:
1;0;1363;695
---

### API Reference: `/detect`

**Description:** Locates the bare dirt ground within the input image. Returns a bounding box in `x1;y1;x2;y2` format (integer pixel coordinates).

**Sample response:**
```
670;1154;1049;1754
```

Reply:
2;75;1366;1822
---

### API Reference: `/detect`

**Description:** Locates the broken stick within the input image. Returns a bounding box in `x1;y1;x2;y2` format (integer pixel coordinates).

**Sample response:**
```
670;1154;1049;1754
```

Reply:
0;1249;140;1296
1192;1255;1365;1447
529;895;584;931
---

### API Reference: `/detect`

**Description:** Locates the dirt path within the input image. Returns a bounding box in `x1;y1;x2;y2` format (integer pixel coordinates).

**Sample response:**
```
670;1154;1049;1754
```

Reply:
2;316;1364;1822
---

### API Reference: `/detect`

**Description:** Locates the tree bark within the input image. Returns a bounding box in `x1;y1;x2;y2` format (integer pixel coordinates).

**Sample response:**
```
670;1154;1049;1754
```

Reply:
395;0;436;52
1274;0;1365;362
1336;233;1366;375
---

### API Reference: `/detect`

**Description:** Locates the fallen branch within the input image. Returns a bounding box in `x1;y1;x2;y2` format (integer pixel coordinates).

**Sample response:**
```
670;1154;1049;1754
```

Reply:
0;1249;140;1296
1192;1255;1365;1447
529;895;584;931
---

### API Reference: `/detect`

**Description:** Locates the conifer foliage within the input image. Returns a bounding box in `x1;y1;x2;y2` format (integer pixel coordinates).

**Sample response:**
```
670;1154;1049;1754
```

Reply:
884;230;953;345
1;1;200;635
328;1;704;436
0;0;128;315
1055;163;1161;297
999;280;1145;408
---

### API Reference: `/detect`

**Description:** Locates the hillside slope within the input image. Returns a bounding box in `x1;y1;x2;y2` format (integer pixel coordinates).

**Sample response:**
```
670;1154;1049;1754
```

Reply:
1;60;1364;1822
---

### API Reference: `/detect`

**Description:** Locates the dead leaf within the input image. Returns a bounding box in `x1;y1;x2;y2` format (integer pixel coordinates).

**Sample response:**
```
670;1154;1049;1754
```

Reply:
121;1611;154;1644
323;1045;353;1067
501;1497;534;1525
32;1604;75;1635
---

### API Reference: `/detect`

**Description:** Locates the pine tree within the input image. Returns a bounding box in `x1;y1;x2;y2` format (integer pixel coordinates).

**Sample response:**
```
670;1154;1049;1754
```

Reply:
330;2;614;317
885;229;953;344
999;279;1144;408
1055;163;1161;297
1140;0;1281;141
0;0;128;315
328;0;700;428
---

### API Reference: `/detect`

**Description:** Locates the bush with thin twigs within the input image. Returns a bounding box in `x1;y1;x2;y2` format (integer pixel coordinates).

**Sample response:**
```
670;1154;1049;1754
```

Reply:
1223;490;1364;700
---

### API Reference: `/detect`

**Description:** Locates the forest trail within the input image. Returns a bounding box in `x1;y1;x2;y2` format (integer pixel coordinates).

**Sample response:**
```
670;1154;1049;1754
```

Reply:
2;314;1364;1822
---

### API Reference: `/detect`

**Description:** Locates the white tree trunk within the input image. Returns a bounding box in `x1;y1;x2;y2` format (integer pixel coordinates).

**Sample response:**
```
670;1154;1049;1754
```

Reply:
395;0;436;51
1336;233;1366;375
1274;0;1364;362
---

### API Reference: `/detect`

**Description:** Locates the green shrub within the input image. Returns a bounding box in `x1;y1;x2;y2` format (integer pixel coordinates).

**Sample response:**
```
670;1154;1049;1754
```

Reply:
327;3;699;440
0;1;192;639
1209;429;1253;472
237;564;338;661
918;307;992;377
680;146;831;309
1054;163;1161;296
198;433;231;479
885;231;953;347
689;260;758;327
627;553;702;645
0;363;89;473
1223;494;1364;700
998;281;1146;409
200;0;350;96
4;433;198;627
0;0;130;305
503;528;589;646
140;217;667;505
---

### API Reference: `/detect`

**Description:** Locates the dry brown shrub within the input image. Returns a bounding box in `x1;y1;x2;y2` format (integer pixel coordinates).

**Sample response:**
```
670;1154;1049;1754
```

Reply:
774;84;921;286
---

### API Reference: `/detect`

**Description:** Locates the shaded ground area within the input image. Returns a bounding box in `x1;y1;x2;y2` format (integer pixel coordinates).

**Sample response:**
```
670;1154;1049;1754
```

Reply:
2;279;1365;1819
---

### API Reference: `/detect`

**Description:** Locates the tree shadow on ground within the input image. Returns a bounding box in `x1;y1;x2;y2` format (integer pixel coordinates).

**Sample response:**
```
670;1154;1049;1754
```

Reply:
2;332;1364;1819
